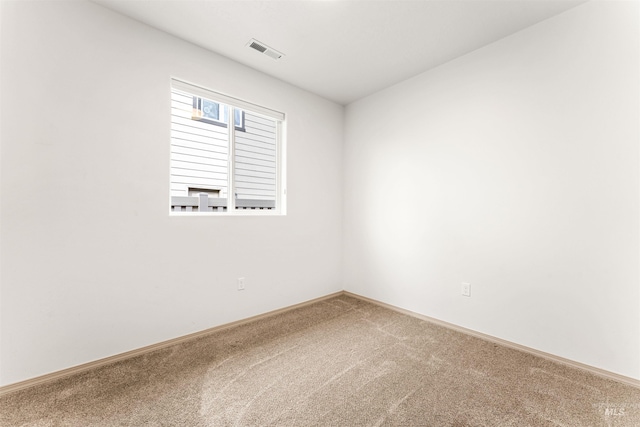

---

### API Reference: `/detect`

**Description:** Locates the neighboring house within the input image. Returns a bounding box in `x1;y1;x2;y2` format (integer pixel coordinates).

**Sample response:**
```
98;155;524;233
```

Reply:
170;88;278;211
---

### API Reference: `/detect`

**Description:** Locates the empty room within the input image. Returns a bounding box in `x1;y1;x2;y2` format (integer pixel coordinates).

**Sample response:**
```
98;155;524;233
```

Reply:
1;0;639;425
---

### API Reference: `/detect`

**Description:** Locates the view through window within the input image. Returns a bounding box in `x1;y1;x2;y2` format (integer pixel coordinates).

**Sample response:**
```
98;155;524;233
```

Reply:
170;79;285;214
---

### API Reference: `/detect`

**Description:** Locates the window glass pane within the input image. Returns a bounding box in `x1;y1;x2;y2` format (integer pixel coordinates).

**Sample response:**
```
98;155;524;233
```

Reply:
171;88;229;211
234;112;277;209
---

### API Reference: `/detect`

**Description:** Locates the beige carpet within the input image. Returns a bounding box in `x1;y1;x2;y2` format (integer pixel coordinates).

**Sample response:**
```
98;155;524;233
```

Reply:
1;295;639;426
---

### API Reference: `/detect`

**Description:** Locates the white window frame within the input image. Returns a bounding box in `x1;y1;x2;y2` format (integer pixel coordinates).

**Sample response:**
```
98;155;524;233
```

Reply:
170;78;287;216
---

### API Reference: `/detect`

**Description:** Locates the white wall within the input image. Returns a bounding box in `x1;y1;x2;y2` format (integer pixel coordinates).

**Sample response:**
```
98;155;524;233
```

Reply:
344;1;640;379
0;0;343;385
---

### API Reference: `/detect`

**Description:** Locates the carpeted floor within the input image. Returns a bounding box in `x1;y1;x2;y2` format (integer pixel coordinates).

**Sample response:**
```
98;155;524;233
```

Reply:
1;294;639;426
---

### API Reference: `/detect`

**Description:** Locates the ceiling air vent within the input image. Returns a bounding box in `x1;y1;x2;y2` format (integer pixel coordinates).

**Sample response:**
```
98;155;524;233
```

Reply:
246;39;285;61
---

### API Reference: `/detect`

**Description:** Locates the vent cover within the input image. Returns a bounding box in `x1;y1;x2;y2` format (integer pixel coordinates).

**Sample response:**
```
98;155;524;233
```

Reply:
246;39;285;60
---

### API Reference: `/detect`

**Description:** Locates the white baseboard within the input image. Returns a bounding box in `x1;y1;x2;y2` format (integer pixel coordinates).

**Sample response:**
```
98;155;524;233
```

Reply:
343;291;640;390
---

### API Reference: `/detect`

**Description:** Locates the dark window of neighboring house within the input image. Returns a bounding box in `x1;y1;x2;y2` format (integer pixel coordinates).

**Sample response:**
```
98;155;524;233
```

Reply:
192;96;246;132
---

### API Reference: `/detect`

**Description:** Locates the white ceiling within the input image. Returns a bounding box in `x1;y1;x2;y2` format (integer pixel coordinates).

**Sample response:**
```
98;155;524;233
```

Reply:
92;0;587;105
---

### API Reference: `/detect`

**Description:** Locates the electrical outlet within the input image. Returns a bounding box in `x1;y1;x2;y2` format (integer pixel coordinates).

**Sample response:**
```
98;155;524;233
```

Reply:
238;277;245;291
461;282;471;297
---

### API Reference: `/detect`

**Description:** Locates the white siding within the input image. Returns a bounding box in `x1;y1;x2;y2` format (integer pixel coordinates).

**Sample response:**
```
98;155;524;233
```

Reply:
170;89;229;197
235;113;277;201
170;90;278;203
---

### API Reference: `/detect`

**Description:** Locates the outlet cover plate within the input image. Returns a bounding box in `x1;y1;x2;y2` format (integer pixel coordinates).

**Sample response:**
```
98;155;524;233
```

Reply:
462;282;471;297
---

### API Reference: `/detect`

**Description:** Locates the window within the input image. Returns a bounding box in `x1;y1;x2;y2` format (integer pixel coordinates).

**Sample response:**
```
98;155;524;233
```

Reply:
192;97;245;131
170;79;285;214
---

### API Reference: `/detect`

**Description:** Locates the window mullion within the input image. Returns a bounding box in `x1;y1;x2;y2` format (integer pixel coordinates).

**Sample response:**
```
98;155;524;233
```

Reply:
227;106;236;212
